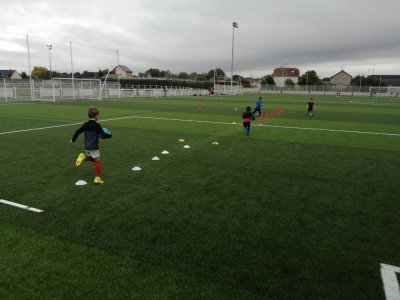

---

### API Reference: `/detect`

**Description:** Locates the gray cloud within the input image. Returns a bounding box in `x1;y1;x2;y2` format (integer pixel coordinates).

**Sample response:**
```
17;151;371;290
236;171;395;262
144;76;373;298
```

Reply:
1;0;400;78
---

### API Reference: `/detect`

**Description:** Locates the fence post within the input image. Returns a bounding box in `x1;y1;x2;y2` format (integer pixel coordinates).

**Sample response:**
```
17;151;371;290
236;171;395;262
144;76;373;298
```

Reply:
4;78;7;102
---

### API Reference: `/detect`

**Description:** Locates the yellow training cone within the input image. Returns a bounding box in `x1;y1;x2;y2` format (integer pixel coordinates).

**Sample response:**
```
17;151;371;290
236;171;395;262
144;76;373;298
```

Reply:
178;138;185;142
212;141;219;145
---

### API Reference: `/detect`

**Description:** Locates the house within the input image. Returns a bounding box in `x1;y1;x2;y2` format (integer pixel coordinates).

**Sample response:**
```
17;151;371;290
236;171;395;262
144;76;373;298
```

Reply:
272;67;300;87
330;70;352;86
138;72;152;78
0;69;22;80
111;65;134;78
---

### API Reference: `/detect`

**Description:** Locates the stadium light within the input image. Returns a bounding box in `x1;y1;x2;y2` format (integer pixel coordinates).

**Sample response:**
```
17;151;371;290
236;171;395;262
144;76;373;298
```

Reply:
231;22;238;93
47;44;53;80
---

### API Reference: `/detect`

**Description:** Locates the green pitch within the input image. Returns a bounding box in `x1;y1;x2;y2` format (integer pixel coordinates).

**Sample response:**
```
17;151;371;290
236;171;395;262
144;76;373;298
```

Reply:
0;94;399;299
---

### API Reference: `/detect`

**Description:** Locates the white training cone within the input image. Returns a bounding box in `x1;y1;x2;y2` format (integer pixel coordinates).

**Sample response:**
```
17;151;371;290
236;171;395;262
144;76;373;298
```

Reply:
132;166;142;171
75;180;87;186
161;150;169;155
183;145;191;149
152;156;160;160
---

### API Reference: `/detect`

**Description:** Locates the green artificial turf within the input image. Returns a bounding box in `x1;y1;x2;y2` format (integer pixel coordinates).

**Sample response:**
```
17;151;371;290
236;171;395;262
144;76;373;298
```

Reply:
0;94;399;299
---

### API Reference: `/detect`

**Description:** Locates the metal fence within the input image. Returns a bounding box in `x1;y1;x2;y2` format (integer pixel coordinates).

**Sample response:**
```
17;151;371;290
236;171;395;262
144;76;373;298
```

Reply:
2;79;400;102
259;84;400;96
0;79;210;102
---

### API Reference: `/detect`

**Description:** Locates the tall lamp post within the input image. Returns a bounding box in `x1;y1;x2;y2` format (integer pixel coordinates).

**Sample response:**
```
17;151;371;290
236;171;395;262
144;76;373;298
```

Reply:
47;44;53;79
231;21;238;94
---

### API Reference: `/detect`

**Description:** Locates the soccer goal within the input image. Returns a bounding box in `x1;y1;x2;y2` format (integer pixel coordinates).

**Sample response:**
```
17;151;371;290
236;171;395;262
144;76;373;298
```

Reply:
369;86;400;96
35;78;102;102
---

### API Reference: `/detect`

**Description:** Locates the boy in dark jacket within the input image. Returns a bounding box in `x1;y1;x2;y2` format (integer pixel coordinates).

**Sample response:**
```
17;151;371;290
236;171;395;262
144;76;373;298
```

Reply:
71;107;112;184
242;106;255;136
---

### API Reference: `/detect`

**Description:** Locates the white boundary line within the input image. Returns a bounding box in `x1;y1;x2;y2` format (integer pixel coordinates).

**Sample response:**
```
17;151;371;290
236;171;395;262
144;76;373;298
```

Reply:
0;115;399;137
381;263;400;300
0;199;43;213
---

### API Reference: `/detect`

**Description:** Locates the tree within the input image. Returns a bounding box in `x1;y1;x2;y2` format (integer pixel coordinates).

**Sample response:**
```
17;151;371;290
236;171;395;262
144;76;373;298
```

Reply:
189;72;198;80
161;70;172;78
351;75;386;86
196;73;208;81
207;68;225;81
261;74;275;85
82;70;96;78
178;72;190;79
20;72;27;79
146;68;162;77
298;70;322;85
285;78;295;87
96;69;109;78
31;66;50;79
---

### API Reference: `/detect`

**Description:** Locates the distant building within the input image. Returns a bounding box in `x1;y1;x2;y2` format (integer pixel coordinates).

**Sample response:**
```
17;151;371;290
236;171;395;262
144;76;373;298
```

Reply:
0;69;22;80
377;75;400;86
330;70;352;86
272;67;300;87
138;72;152;78
111;65;133;78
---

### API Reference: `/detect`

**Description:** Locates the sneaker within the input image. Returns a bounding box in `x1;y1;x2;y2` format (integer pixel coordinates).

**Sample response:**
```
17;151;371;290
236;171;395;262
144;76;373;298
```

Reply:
94;176;104;184
75;153;86;166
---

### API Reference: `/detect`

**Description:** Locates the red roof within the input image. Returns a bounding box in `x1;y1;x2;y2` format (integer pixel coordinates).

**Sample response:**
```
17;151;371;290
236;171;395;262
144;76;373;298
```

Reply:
273;67;300;77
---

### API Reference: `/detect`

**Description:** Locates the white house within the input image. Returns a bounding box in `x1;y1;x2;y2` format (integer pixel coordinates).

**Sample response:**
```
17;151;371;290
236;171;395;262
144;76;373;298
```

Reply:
272;67;300;87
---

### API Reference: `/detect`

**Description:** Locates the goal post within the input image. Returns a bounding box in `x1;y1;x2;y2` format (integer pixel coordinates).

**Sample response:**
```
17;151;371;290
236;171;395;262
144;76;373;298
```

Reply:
44;78;102;101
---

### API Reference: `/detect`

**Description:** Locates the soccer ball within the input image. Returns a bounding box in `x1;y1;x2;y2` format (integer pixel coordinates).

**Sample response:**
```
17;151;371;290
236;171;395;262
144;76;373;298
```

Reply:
99;127;111;138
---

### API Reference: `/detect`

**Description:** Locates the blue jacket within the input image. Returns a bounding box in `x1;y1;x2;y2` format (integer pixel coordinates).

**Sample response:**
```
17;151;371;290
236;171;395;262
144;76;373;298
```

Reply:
255;99;262;109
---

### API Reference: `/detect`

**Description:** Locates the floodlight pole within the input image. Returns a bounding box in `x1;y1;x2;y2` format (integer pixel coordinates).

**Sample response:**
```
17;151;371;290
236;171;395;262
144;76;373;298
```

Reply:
26;34;34;101
47;44;56;102
231;22;238;94
47;45;53;79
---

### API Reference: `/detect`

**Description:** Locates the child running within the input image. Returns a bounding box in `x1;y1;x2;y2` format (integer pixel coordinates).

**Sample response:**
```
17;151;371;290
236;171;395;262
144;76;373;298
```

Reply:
253;96;263;117
242;106;255;136
307;98;315;117
71;107;112;184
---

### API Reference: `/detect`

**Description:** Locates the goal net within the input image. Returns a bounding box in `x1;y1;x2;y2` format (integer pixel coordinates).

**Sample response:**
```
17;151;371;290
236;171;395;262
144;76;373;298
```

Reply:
0;32;119;102
47;78;101;101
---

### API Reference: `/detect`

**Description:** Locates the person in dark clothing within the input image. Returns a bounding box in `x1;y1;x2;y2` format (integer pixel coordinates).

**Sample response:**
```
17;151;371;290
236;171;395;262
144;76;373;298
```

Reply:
242;106;255;135
307;98;315;117
71;107;112;184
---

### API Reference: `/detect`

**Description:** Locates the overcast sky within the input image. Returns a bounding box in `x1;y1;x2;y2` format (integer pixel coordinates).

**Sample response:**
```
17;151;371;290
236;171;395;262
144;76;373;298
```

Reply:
1;0;400;78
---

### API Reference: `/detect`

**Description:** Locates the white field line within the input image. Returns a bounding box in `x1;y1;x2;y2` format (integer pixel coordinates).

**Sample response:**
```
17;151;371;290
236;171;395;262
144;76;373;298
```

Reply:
0;199;43;213
381;263;400;300
0;114;399;137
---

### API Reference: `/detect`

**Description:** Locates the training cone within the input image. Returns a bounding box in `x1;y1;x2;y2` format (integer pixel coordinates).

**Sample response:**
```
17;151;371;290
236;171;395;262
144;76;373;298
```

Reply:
183;145;191;149
161;150;169;155
178;138;185;143
75;180;87;186
212;141;219;145
132;166;142;171
152;156;160;160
